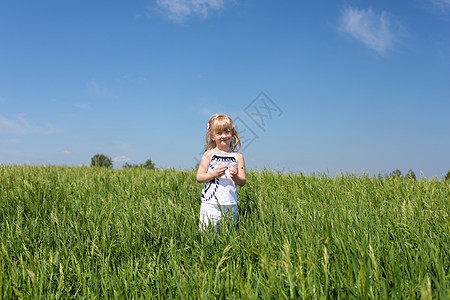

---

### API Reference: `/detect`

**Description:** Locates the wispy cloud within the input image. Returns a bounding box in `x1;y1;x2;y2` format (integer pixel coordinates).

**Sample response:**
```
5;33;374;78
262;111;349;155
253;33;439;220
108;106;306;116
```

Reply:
339;7;401;54
0;114;61;136
113;155;131;162
154;0;227;23
62;150;73;155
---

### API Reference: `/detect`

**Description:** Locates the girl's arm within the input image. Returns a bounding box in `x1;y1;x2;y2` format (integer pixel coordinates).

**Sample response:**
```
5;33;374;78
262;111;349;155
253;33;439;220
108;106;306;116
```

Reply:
229;153;246;186
196;151;228;183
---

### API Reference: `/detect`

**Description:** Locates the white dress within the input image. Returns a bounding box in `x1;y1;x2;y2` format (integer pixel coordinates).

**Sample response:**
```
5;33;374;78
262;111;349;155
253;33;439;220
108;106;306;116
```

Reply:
199;148;239;231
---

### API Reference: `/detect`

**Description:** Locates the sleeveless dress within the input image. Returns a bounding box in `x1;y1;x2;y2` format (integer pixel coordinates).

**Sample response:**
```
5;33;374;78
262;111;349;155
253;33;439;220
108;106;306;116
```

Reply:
201;148;238;205
199;148;239;231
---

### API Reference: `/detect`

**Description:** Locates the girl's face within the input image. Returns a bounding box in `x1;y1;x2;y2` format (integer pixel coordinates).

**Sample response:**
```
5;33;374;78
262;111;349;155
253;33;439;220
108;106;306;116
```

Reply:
212;129;232;150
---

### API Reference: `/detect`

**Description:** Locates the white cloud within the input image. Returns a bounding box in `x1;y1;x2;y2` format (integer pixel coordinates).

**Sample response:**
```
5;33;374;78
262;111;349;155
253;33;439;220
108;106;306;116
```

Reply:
62;150;73;155
113;156;131;162
0;114;60;136
339;7;400;54
155;0;227;23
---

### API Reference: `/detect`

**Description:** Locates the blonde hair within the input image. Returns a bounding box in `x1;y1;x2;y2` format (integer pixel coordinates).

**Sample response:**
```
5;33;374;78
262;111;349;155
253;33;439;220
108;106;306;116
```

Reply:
204;113;241;152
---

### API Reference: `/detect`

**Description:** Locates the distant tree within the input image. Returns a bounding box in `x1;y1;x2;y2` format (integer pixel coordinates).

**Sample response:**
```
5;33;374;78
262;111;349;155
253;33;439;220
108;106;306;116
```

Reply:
406;169;416;180
122;162;136;169
390;169;403;178
91;154;113;168
445;171;450;181
122;159;156;170
377;171;388;180
141;159;156;170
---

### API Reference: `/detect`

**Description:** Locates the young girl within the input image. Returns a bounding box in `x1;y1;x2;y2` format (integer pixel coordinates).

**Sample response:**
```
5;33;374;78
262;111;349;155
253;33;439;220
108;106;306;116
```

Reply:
197;113;246;232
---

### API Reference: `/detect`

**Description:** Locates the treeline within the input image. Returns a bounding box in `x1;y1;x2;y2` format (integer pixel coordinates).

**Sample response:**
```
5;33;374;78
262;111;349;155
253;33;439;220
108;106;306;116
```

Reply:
387;169;450;181
389;169;417;179
90;153;155;170
90;153;450;180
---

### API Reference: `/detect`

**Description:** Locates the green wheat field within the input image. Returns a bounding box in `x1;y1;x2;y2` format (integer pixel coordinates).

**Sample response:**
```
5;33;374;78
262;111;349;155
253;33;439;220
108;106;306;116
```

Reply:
0;165;448;299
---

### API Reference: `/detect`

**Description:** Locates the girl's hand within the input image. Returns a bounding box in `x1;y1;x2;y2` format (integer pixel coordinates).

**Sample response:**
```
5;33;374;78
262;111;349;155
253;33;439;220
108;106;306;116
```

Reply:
212;166;228;178
228;166;238;178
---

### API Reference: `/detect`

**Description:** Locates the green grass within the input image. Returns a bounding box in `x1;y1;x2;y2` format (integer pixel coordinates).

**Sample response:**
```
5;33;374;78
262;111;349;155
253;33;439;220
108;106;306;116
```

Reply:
0;165;448;299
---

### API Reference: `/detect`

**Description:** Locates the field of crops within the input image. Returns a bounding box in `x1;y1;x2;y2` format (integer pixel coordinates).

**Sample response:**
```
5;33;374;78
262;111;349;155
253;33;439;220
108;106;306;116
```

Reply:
0;165;448;299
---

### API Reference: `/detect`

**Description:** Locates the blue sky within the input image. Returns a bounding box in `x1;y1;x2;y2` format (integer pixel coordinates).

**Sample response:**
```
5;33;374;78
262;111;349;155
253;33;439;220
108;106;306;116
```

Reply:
1;0;449;178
